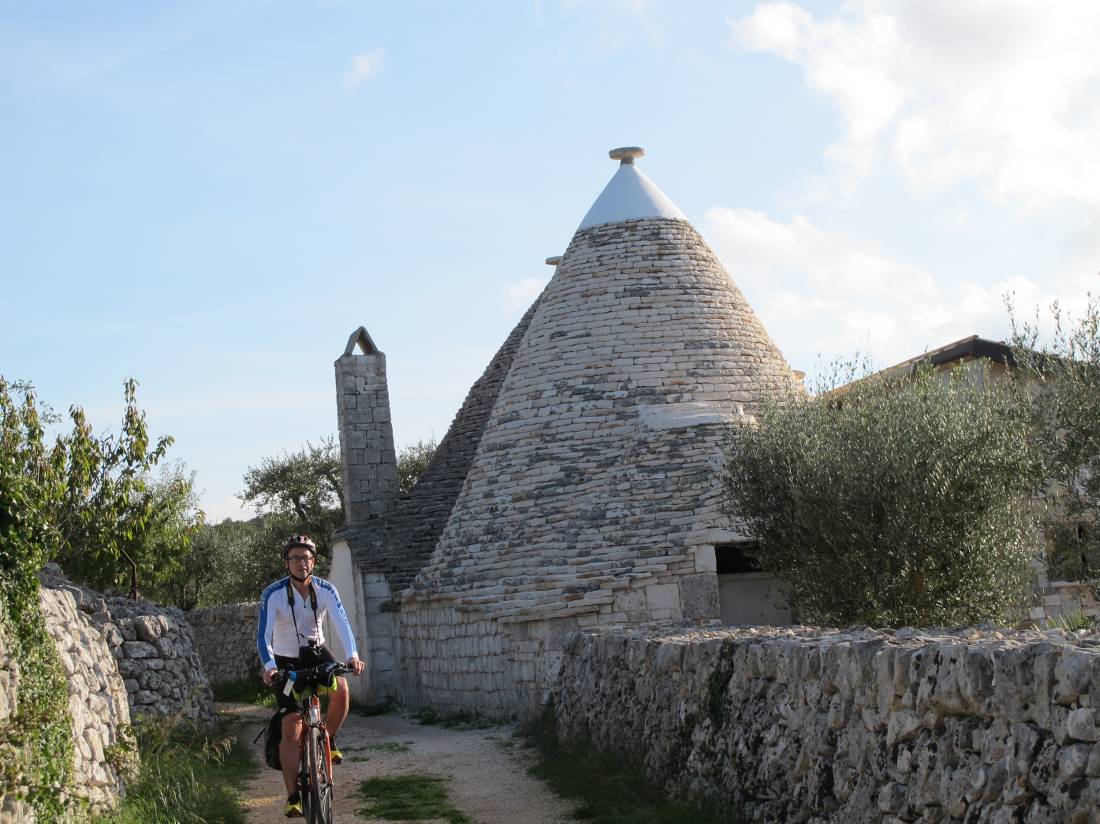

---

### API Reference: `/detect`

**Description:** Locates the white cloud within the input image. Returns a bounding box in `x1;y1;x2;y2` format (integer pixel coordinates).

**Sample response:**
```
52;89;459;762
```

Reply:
703;207;1053;371
347;49;384;86
729;1;1100;210
498;276;548;314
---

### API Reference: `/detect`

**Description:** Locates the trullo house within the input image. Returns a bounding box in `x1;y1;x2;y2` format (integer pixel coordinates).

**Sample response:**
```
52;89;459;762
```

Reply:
328;147;801;717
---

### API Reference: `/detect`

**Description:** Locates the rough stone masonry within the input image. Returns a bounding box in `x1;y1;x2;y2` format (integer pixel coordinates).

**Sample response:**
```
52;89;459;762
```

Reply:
330;149;803;718
557;624;1100;823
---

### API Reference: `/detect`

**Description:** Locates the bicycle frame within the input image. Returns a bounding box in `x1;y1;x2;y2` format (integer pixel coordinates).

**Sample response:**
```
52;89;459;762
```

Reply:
295;692;334;823
279;661;351;824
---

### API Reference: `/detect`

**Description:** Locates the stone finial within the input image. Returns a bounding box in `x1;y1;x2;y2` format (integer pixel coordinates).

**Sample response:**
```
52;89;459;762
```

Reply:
609;146;645;165
545;256;563;266
344;326;380;357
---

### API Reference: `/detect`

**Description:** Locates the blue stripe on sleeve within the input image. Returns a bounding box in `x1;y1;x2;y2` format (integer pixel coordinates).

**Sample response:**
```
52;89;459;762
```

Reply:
256;578;286;670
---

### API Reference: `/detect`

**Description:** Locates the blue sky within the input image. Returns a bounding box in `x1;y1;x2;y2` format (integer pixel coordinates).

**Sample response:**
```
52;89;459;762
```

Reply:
5;1;1100;520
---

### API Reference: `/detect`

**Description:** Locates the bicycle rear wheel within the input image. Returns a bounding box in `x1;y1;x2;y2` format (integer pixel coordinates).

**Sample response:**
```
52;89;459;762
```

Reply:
307;727;334;824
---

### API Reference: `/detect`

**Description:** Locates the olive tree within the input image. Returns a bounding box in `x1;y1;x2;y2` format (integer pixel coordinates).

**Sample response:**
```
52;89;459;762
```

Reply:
1009;294;1100;587
397;436;438;494
723;362;1043;627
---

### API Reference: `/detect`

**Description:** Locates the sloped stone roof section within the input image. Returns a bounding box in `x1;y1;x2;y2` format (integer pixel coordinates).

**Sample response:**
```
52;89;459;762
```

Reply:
411;215;797;615
345;293;545;590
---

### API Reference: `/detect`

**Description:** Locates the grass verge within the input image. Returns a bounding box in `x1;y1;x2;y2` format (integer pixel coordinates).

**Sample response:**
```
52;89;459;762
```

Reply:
412;707;496;730
364;741;411;753
95;714;258;824
211;677;274;707
358;774;471;823
520;713;723;824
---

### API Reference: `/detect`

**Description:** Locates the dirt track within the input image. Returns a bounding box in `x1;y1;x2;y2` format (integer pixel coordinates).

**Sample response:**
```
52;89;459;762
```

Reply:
221;702;574;824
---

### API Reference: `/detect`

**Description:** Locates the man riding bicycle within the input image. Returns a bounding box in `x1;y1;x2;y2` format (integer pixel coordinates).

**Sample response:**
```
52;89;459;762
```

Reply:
257;534;365;818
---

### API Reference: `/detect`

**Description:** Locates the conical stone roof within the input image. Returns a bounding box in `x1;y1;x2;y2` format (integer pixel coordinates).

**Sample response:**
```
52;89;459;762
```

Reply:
407;148;796;621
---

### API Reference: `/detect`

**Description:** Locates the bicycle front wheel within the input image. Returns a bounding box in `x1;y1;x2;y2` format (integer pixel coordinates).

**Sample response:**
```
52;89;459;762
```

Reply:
307;727;334;824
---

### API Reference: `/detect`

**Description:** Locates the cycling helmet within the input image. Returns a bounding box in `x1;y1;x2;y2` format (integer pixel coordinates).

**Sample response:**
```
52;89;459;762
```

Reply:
282;534;317;558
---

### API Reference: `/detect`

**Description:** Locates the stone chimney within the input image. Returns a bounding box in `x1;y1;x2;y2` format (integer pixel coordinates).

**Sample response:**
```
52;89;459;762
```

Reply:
334;327;399;526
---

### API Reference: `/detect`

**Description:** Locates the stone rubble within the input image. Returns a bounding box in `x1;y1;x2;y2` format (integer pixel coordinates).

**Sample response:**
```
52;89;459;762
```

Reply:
556;624;1100;823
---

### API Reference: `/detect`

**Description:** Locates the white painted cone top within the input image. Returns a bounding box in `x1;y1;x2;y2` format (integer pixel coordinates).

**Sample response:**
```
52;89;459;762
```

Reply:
577;147;687;230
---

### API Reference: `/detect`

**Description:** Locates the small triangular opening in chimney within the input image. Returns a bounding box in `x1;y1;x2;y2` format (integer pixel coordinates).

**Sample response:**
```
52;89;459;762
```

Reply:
344;326;380;356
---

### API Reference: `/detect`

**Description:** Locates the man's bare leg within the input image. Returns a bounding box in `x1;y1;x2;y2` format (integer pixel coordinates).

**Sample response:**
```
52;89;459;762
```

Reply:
325;677;350;739
280;713;303;796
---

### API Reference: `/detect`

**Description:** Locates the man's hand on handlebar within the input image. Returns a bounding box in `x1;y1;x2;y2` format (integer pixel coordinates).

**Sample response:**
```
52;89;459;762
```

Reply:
260;658;363;687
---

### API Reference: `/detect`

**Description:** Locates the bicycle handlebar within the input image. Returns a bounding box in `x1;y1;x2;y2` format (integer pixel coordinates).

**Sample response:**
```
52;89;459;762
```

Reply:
278;661;355;684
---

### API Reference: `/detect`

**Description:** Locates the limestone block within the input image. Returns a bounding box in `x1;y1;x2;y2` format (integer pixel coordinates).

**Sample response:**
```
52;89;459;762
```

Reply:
678;573;719;620
1067;708;1099;742
646;583;680;612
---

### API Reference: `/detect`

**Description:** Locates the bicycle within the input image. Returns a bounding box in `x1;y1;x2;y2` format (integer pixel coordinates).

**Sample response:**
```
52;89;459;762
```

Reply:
276;661;355;823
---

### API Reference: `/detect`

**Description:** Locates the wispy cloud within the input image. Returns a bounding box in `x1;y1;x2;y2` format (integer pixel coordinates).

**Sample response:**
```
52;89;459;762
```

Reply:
728;1;1100;211
703;207;1056;372
347;48;384;86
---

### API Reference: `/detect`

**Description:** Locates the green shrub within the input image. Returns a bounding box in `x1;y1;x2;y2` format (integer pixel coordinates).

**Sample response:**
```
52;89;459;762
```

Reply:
724;362;1042;627
1010;295;1100;592
0;380;75;820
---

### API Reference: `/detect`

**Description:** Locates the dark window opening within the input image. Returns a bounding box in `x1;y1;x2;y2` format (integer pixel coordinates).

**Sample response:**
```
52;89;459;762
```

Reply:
715;543;762;575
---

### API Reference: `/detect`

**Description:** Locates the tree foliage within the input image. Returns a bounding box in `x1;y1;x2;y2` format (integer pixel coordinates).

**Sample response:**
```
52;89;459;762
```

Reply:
1009;294;1100;586
397;437;438;494
723;362;1042;627
47;380;202;599
183;514;295;608
240;437;343;558
0;379;75;818
191;435;440;607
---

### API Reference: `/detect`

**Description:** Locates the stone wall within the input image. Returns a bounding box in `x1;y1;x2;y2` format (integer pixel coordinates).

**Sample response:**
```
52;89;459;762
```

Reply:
186;602;261;686
1029;575;1100;626
557;624;1100;823
40;568;215;725
39;585;131;814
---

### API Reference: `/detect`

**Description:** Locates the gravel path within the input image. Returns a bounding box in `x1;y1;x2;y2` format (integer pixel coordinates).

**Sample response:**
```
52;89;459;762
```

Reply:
222;703;575;824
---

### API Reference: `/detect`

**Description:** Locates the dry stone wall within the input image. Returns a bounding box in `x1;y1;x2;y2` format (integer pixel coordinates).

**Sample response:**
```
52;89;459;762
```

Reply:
1;569;216;819
38;585;131;815
40;567;215;725
557;624;1100;823
186;602;261;686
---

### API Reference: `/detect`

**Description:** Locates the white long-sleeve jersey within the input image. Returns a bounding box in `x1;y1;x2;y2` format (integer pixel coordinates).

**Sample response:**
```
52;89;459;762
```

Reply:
256;575;359;671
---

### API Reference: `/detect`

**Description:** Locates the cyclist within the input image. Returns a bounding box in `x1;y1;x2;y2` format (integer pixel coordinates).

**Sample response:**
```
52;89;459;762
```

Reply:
257;534;365;818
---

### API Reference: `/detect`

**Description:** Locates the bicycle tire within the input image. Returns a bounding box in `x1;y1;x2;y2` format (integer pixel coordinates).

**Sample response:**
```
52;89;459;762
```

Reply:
299;760;313;821
307;727;334;824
